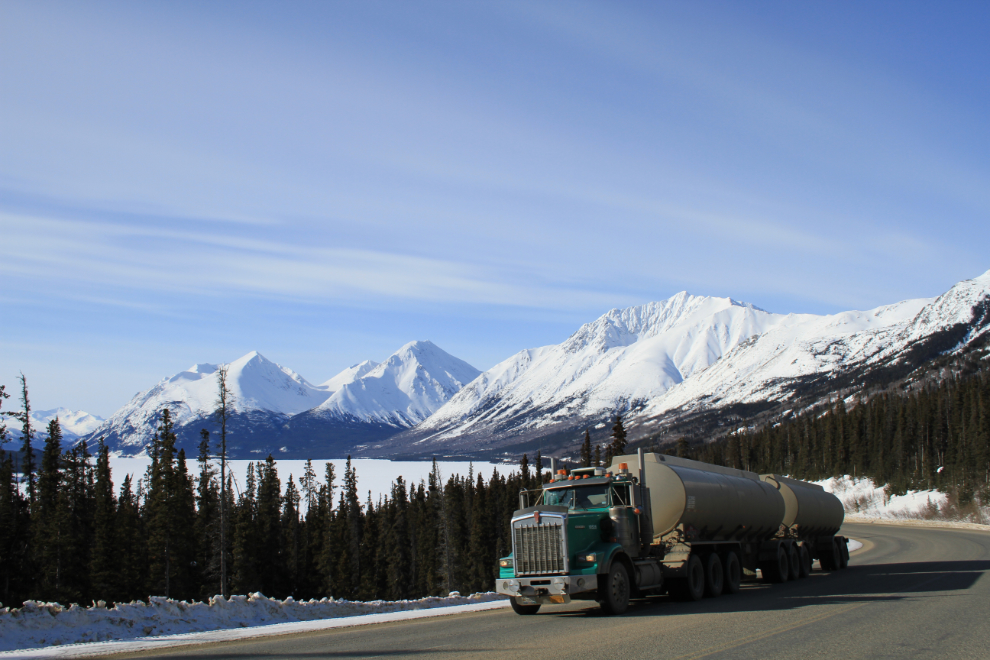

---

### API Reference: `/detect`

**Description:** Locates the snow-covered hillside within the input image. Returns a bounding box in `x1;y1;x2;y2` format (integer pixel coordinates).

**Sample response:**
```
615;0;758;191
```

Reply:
645;269;990;418
3;408;105;447
86;352;331;454
83;342;479;458
383;269;990;458
398;294;786;450
311;341;480;427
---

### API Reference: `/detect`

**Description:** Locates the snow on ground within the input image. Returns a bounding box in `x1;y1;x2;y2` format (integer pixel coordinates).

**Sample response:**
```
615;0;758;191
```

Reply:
108;458;519;510
0;592;509;658
813;476;950;519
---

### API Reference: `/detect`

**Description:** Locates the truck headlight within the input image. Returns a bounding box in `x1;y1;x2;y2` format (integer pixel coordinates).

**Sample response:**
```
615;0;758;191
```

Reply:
499;558;513;568
582;553;597;563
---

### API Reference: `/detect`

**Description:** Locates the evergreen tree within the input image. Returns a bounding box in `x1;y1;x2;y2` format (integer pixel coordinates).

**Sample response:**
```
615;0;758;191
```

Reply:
610;415;628;458
580;430;592;467
33;417;64;601
90;440;117;601
385;477;410;600
14;374;36;503
114;475;146;602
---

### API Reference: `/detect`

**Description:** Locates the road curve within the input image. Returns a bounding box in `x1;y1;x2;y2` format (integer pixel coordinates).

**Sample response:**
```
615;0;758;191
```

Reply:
112;522;990;660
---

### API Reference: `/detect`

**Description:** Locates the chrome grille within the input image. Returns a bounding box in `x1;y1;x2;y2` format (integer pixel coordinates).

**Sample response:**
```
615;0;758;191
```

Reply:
513;517;565;575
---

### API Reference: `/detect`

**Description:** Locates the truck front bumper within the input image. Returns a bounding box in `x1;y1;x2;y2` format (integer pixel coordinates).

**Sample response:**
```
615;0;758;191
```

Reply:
496;574;599;605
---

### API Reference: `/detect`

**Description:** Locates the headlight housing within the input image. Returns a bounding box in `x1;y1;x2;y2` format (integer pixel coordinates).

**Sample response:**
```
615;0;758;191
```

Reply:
499;558;513;568
580;553;597;564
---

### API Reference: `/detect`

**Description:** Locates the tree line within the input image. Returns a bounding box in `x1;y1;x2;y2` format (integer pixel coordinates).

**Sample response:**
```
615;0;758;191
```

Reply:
690;368;990;503
0;387;564;608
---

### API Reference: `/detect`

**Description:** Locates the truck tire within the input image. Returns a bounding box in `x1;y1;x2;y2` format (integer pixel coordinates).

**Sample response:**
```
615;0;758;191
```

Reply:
704;553;724;598
599;561;631;615
670;554;705;601
510;597;541;615
819;539;837;571
837;538;849;569
761;546;789;583
797;544;811;578
722;551;742;594
787;543;800;581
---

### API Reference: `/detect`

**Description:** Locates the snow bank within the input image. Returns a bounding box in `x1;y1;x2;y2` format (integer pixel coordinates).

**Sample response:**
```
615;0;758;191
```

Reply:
0;592;507;656
814;476;949;519
813;475;949;520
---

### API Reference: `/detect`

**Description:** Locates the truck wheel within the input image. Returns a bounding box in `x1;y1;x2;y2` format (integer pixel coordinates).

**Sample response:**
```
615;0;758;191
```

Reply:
819;540;837;571
837;538;849;569
787;543;800;581
761;546;789;583
722;551;742;594
510;597;541;615
704;554;723;598
797;544;811;578
600;562;631;615
671;554;705;601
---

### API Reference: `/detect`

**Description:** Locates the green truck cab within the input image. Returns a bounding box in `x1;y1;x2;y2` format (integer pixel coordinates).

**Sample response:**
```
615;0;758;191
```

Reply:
496;464;647;615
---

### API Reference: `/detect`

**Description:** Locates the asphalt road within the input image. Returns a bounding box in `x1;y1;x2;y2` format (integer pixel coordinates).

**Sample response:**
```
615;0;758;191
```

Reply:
113;522;990;660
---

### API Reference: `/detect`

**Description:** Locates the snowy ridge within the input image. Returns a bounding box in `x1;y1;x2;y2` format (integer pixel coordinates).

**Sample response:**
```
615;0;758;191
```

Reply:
647;270;990;417
311;341;481;427
389;269;990;457
3;409;105;447
86;352;331;453
82;342;479;456
412;294;782;442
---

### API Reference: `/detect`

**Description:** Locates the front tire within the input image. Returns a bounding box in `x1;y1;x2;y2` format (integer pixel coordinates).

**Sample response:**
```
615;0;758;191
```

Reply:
510;597;541;615
599;562;631;615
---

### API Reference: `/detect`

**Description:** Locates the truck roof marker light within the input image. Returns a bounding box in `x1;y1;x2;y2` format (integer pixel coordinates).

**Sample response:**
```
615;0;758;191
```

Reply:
583;474;589;479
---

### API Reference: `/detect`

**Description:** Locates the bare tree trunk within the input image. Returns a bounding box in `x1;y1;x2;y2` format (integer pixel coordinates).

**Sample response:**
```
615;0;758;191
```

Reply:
215;364;235;599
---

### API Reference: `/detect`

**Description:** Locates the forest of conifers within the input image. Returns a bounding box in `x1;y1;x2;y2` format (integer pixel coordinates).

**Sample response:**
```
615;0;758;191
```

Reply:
695;368;990;503
0;367;987;609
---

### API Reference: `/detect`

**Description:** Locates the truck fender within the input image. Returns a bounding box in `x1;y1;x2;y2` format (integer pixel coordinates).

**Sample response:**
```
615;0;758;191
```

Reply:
597;543;627;575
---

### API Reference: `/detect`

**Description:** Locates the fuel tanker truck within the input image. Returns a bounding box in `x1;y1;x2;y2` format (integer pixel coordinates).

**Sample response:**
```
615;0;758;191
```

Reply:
496;449;849;615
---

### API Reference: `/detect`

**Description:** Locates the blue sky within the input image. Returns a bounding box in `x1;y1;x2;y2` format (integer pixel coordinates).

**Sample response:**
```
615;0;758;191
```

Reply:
2;1;988;417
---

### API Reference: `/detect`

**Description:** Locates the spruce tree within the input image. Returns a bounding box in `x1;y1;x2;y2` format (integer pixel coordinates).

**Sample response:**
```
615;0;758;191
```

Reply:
580;430;592;467
33;417;65;601
14;374;36;503
90;440;117;601
610;415;628;458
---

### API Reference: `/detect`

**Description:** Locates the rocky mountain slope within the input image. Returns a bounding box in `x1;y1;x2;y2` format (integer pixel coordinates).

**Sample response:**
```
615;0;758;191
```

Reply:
377;270;990;460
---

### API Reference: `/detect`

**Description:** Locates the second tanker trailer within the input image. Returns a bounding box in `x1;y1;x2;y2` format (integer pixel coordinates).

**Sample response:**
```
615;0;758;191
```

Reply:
496;449;850;615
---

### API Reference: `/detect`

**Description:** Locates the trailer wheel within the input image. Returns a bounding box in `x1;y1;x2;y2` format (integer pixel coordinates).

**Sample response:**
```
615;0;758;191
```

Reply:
787;543;800;581
761;546;789;583
704;554;724;598
599;562;631;615
837;538;849;569
818;539;837;571
510;597;541;615
797;544;811;578
722;551;742;594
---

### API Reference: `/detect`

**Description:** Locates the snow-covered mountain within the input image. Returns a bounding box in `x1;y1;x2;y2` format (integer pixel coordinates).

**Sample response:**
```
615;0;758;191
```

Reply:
643;269;990;419
378;269;990;459
312;341;480;426
4;408;105;447
84;342;479;458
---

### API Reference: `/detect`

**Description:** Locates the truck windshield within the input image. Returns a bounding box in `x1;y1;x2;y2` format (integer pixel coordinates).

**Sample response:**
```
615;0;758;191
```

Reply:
541;485;610;510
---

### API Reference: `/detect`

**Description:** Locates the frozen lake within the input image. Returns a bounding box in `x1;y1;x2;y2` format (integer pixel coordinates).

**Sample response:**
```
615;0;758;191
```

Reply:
108;457;522;507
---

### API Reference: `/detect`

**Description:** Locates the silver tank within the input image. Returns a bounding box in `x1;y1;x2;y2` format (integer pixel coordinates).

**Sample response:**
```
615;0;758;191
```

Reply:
760;474;844;537
611;453;785;544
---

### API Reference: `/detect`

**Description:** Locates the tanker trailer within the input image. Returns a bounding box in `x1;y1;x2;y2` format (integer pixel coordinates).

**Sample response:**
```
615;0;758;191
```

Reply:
760;474;849;573
496;449;849;615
